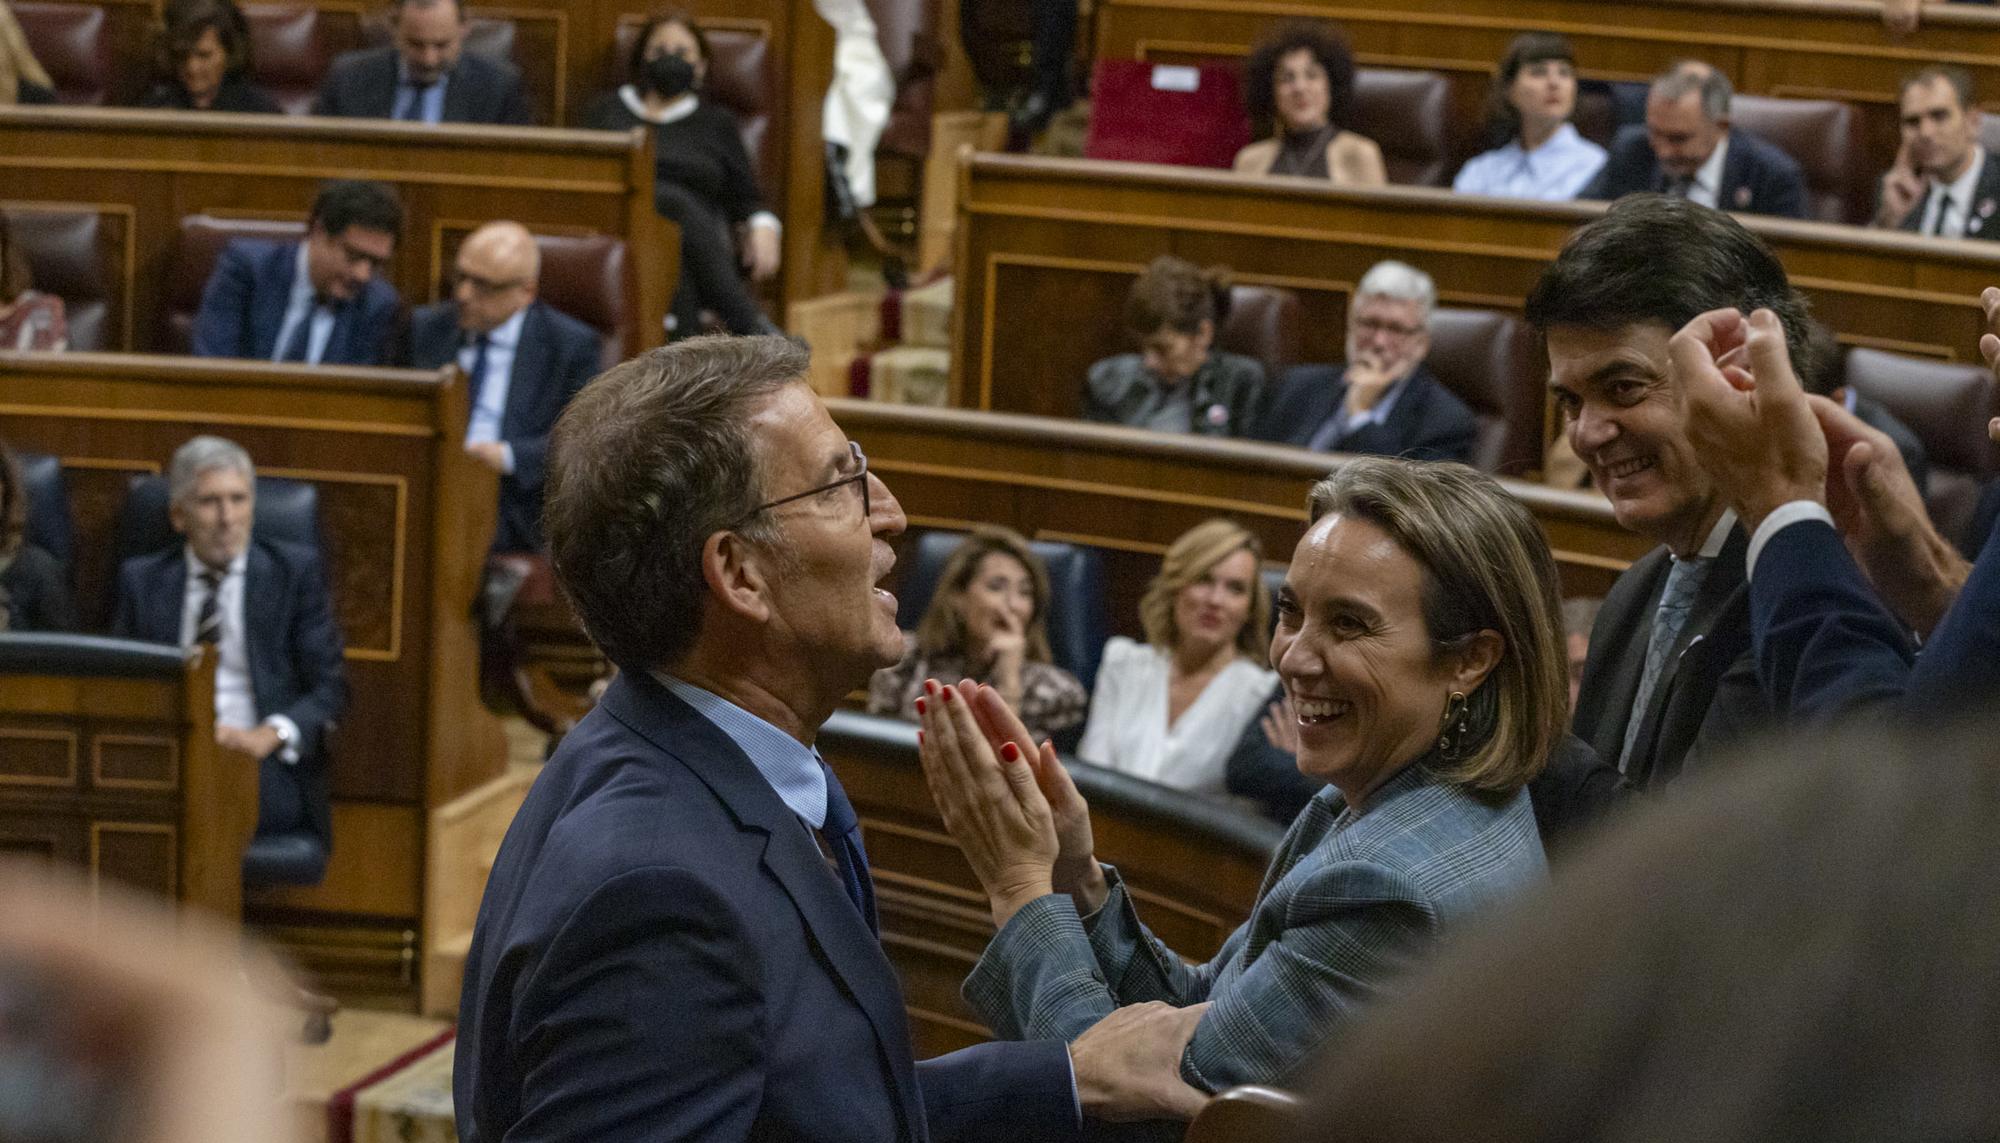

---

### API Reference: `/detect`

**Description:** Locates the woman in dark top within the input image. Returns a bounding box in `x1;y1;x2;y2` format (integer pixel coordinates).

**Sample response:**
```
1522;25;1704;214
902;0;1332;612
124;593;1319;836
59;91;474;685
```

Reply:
0;445;74;632
140;0;281;113
581;8;781;337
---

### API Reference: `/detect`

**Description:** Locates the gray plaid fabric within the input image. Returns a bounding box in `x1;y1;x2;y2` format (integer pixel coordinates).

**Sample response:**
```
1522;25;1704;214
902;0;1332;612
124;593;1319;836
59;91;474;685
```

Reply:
962;761;1546;1092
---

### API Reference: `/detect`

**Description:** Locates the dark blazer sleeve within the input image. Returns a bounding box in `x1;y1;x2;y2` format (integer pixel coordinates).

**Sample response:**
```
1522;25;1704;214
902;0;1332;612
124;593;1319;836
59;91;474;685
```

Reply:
277;545;348;743
1336;373;1478;463
1081;356;1131;423
1749;518;1916;721
1580;127;1649;201
915;1041;1078;1143
310;54;354;116
348;279;402;367
1525;733;1632;854
1254;365;1338;445
710;108;769;224
496;63;534;126
404;303;455;370
1753;141;1810;220
191;242;256;359
5;546;76;633
1907;511;2000;715
508;309;601;492
1224;682;1322;824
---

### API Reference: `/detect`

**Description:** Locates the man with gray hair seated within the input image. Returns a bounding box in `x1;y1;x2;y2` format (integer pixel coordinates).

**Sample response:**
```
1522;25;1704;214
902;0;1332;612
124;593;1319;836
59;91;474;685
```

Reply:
1583;60;1807;218
1254;259;1478;463
111;435;346;878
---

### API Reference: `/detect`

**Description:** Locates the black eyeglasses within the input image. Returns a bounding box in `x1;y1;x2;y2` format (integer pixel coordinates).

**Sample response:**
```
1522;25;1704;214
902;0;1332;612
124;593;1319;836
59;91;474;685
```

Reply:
740;441;870;523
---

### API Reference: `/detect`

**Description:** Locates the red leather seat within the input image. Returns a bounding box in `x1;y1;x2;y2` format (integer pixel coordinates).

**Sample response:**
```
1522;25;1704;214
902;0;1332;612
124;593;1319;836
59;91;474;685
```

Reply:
533;233;627;369
12;1;112;104
1;206;118;351
1351;68;1452;187
1216;285;1302;379
1424;307;1547;477
242;3;331;115
1729;95;1870;225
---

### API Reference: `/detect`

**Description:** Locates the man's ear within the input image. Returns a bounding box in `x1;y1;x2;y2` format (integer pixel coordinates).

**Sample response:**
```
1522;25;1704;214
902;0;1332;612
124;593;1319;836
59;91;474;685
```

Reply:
701;529;773;625
167;500;189;538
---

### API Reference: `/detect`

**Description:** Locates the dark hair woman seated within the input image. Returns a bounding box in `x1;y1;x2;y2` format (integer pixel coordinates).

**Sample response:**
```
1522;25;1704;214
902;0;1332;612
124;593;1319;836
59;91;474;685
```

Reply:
1234;19;1385;186
1083;256;1266;438
141;0;280;113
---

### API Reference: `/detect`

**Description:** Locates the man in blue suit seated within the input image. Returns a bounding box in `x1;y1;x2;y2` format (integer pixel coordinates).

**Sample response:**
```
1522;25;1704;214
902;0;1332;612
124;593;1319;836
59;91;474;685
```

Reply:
457;335;1196;1141
1254;260;1478;463
111;436;347;870
1673;289;2000;722
191;180;403;367
404;221;599;552
311;0;532;124
1583;62;1808;219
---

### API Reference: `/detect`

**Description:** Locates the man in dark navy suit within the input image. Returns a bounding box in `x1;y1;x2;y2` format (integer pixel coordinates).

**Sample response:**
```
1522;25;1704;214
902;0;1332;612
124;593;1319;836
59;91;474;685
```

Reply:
312;0;532;124
190;180;403;367
1255;260;1478;463
405;221;599;552
1677;287;2000;723
1584;62;1808;219
1874;66;2000;240
111;436;346;866
457;336;1207;1141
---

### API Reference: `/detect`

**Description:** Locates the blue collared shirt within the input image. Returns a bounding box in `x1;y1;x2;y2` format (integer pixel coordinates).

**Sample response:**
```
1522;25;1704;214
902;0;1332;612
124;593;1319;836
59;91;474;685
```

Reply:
271;243;335;364
1452;123;1607;202
460;304;525;473
654;673;828;829
391;57;449;123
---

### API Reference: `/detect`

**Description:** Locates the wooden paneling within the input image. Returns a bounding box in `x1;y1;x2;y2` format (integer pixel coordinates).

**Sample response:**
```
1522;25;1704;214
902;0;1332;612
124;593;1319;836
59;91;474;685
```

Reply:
0;106;673;357
1095;0;2000;179
953;154;2000;431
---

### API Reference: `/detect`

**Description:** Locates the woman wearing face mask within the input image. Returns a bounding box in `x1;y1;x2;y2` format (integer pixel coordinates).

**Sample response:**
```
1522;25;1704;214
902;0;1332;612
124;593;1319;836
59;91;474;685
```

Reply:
1072;518;1277;796
1082;256;1266;439
139;0;280;113
1451;33;1605;201
1232;20;1385;186
582;8;782;337
868;527;1086;745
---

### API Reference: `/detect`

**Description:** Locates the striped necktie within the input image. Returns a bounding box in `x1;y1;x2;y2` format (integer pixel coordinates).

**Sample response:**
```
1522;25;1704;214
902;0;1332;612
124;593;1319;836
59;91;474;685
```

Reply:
194;568;223;646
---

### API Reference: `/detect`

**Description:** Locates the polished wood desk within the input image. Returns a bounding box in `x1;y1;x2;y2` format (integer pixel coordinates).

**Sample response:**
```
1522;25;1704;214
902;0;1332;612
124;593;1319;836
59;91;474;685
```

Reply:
1095;0;2000;178
822;709;1285;1056
0;106;673;357
952;153;2000;429
0;637;259;922
0;350;505;1003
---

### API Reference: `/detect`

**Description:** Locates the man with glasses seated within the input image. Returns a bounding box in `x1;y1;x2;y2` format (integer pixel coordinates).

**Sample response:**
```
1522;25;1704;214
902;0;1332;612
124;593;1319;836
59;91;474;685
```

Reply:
191;180;404;367
405;221;599;552
1254;259;1477;463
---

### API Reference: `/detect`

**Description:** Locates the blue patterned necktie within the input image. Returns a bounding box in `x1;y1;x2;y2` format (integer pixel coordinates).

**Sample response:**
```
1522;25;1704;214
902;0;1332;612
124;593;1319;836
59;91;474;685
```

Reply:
465;333;491;420
1619;556;1707;773
279;304;318;363
815;755;878;934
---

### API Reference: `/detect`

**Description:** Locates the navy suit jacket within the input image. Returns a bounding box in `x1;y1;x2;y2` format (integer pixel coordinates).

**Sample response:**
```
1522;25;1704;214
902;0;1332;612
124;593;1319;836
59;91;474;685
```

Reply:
1892;148;2000;239
407;300;600;551
312;47;533;124
455;673;1078;1142
1584;126;1809;219
190;239;400;366
109;538;347;847
1254;362;1478;463
1751;514;1999;721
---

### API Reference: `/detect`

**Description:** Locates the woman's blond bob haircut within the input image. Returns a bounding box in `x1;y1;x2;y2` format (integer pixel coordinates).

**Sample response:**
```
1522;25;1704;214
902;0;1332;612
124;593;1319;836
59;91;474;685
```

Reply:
1138;518;1271;662
1306;457;1566;795
913;526;1056;663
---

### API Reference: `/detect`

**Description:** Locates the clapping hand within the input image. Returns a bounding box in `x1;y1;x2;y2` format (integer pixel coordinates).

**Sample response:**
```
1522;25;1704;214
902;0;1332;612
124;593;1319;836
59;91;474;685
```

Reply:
962;683;1106;913
1258;696;1299;756
1673;307;1828;532
916;680;1060;928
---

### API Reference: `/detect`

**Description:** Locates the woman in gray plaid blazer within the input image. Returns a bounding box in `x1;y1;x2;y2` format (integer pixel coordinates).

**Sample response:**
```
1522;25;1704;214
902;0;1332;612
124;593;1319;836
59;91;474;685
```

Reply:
916;457;1572;1122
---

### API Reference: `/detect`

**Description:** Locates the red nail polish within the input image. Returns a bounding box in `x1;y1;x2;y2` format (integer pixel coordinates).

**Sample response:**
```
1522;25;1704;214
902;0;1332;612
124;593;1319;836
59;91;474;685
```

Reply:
1001;742;1020;762
942;686;954;703
915;697;926;714
917;730;924;746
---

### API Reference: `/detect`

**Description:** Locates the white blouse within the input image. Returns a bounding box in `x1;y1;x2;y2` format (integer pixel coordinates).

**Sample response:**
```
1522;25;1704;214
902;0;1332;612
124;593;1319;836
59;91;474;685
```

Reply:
1076;636;1279;795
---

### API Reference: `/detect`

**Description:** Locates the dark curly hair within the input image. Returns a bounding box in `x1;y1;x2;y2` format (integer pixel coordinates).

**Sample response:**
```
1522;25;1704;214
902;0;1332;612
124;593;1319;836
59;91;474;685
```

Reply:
154;0;255;88
1243;19;1356;136
1123;255;1233;337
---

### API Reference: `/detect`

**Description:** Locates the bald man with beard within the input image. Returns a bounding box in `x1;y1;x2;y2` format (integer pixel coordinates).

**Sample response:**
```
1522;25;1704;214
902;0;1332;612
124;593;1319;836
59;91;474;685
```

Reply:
407;221;601;551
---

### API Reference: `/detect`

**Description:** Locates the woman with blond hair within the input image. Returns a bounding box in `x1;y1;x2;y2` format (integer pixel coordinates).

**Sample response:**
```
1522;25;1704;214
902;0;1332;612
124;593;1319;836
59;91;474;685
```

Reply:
1075;517;1275;794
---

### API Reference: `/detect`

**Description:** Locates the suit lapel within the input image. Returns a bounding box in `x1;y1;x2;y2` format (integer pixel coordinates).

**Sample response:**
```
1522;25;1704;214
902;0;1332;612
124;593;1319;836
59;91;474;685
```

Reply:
502;305;551;440
144;551;189;644
1624;526;1748;784
242;542;280;719
250;244;298;360
441;62;472;123
364;51;398;118
1575;547;1669;766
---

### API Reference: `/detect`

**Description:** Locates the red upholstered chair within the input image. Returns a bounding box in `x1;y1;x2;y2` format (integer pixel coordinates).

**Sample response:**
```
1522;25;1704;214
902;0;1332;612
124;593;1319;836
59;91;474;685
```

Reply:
1728;95;1870;225
1217;284;1302;378
159;215;307;354
1424;307;1547;477
1351;68;1452;187
242;3;332;115
532;234;628;370
1084;59;1248;168
1;207;118;351
12;1;112;104
1844;348;2000;550
609;22;779;202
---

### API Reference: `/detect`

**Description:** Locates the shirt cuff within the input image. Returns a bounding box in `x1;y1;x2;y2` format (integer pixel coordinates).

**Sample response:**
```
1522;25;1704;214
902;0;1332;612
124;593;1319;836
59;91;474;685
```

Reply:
499;441;516;475
263;715;302;765
747;210;781;235
1746;500;1836;581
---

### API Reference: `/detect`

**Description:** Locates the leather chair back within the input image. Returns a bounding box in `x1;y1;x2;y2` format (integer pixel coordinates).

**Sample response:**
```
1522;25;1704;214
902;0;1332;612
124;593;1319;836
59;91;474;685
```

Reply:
1844;347;2000;549
612;21;779;198
1981;113;2000;160
864;0;940;160
1217;285;1301;378
893;530;1110;692
1424;307;1547;476
1351;68;1452;186
113;473;321;570
16;451;73;569
160;215;306;353
1728;95;1870;224
1;206;115;351
533;233;627;369
243;2;331;115
13;1;111;104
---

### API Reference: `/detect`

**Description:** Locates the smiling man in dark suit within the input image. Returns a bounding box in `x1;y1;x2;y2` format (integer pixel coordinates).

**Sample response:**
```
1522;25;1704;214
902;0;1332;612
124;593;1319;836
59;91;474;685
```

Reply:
405;221;598;552
111;436;346;874
190;179;403;367
1255;260;1477;463
312;0;532;124
1584;62;1808;219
